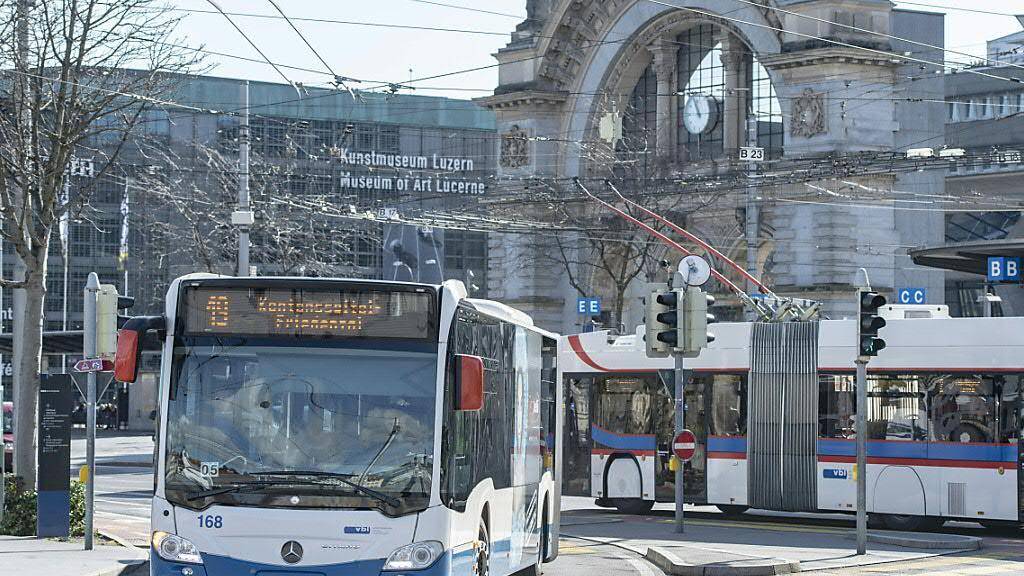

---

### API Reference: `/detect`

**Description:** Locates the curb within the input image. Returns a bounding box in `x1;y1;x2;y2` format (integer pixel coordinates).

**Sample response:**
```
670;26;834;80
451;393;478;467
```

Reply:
843;531;982;551
646;546;801;576
99;529;147;551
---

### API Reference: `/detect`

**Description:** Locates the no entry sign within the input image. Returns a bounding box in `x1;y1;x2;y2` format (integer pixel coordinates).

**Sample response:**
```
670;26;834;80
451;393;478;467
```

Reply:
673;430;697;462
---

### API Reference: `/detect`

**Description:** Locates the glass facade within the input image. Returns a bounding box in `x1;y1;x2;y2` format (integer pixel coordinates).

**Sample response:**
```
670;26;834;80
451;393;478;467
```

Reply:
0;75;496;398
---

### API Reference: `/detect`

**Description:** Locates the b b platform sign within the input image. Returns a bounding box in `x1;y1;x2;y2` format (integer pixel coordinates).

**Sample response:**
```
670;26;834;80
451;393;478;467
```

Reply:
673;430;697;463
988;257;1021;282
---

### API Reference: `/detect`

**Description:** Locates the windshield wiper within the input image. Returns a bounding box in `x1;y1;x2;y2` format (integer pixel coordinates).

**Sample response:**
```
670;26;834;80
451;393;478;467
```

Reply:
186;480;282;501
254;470;401;508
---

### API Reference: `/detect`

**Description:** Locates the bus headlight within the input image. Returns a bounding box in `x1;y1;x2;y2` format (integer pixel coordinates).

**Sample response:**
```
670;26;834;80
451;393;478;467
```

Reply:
152;531;203;565
382;541;443;571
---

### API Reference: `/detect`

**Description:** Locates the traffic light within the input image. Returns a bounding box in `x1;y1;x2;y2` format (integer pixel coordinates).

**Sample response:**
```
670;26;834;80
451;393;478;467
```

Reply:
96;285;135;360
645;287;681;358
858;289;887;357
682;287;716;358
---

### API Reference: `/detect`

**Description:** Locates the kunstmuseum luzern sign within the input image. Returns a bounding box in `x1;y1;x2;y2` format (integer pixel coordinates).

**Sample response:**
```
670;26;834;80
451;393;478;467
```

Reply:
336;148;487;195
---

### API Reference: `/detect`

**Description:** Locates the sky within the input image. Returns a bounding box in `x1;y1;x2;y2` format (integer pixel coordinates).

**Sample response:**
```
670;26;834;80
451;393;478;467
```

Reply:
169;1;1024;98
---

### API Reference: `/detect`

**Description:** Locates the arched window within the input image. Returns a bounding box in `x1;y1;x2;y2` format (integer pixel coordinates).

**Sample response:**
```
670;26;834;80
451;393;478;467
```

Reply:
677;24;724;162
674;24;783;163
616;64;657;182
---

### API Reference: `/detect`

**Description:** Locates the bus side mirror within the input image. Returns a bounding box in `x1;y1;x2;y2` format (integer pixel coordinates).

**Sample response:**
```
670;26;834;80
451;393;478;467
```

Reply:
454;355;484;412
114;316;165;383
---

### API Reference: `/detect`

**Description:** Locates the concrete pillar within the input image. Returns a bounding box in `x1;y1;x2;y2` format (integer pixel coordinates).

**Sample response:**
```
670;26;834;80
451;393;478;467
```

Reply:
648;39;677;162
720;34;749;153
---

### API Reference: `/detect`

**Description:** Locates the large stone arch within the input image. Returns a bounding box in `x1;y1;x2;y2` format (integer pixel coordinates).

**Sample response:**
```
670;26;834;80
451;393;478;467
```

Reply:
520;1;787;179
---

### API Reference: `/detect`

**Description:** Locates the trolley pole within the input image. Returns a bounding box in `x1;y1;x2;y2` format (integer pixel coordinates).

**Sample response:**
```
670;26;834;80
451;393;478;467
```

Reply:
84;273;99;550
855;357;868;555
674;352;685;534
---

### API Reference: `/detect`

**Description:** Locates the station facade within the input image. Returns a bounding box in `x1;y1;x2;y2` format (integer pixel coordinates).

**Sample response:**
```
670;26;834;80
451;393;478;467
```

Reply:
480;0;948;334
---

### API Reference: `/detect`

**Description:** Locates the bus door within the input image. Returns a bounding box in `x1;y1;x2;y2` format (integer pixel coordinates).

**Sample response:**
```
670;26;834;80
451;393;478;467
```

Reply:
590;374;659;504
686;373;709;503
562;375;593;497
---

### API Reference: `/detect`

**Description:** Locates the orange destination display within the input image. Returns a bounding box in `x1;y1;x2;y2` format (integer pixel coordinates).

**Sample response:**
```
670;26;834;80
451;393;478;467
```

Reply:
182;286;434;339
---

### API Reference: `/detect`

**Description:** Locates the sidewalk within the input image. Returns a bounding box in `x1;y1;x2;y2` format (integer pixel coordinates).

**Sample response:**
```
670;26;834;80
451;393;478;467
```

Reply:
559;508;983;574
0;536;146;576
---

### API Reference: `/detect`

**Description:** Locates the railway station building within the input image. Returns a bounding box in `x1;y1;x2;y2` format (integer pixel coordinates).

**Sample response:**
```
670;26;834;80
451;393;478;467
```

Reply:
480;0;948;334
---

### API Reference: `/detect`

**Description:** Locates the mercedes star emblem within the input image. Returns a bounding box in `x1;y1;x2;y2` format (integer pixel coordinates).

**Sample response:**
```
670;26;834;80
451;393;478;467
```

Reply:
281;541;303;564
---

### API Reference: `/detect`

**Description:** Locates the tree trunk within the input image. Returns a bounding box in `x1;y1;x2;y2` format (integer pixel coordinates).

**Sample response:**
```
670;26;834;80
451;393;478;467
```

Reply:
12;242;48;490
613;284;627;334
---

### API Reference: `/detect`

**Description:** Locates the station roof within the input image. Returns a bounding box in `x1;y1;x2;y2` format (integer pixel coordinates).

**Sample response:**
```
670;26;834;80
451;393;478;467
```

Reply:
909;238;1024;275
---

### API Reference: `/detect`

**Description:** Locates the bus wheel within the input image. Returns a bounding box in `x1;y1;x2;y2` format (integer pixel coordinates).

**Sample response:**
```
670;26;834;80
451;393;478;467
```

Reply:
980;520;1021;531
716;505;749;516
474;518;490;576
614;499;654;515
531;503;549;576
882;514;943;532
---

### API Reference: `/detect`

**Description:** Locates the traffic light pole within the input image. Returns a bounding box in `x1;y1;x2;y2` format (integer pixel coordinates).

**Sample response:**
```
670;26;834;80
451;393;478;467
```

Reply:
674;351;685;534
84;273;99;551
855;357;868;555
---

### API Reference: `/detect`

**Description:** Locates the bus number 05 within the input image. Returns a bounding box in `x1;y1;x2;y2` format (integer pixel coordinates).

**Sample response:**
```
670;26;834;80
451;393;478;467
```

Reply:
198;515;223;529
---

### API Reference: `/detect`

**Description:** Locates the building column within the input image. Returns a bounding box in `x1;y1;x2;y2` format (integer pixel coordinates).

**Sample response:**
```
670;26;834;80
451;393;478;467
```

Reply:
648;39;677;162
720;33;749;153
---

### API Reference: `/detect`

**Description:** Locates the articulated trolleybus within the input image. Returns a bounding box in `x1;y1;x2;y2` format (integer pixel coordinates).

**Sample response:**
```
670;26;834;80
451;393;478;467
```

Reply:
115;274;560;576
561;306;1024;529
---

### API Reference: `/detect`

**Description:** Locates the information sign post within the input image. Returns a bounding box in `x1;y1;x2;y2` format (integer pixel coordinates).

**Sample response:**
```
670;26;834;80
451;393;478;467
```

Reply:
36;374;73;537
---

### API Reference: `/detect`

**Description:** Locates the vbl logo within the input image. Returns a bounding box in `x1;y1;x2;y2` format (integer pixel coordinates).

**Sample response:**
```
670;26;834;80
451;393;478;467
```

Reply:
344;526;371;535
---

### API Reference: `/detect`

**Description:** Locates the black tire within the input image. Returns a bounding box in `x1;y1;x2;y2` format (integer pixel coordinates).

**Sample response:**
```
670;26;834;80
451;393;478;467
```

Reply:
613;498;654;515
529;503;548;576
716;505;749;516
980;520;1021;531
882;514;943;532
475;517;490;576
594;497;614;508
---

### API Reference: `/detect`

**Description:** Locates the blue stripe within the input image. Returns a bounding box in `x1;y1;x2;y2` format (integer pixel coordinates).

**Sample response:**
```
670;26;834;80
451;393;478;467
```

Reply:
817;439;1015;462
705;437;1015;463
707;437;745;453
590;425;656;451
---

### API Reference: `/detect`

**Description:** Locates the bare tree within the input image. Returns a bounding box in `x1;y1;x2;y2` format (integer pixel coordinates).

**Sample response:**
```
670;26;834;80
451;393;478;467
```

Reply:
132;139;375;297
0;0;199;486
506;96;730;332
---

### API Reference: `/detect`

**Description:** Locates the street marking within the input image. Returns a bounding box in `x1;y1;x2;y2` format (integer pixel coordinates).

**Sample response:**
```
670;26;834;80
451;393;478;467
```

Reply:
96;498;151;509
861;555;995;573
958;563;1024;575
659;517;848;534
557;545;597;555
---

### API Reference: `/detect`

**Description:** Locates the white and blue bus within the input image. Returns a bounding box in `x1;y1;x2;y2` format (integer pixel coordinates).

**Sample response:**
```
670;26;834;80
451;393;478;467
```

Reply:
561;307;1024;530
115;275;560;576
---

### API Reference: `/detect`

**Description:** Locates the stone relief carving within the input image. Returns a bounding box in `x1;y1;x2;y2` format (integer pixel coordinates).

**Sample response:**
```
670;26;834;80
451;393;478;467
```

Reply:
790;88;827;138
500;125;530;169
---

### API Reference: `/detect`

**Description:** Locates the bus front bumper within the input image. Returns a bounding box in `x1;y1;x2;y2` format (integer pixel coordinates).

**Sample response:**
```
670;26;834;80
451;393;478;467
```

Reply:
150;549;456;576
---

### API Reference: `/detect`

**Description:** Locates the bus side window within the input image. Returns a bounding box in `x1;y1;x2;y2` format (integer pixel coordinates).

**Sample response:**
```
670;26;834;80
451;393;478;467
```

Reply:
867;375;927;442
927;375;996;444
818;374;855;439
708;374;747;437
997;375;1021;443
540;338;557;472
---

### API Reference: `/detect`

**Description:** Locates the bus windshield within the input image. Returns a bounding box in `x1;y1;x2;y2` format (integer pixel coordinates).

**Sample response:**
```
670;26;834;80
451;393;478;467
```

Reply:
163;341;437;515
